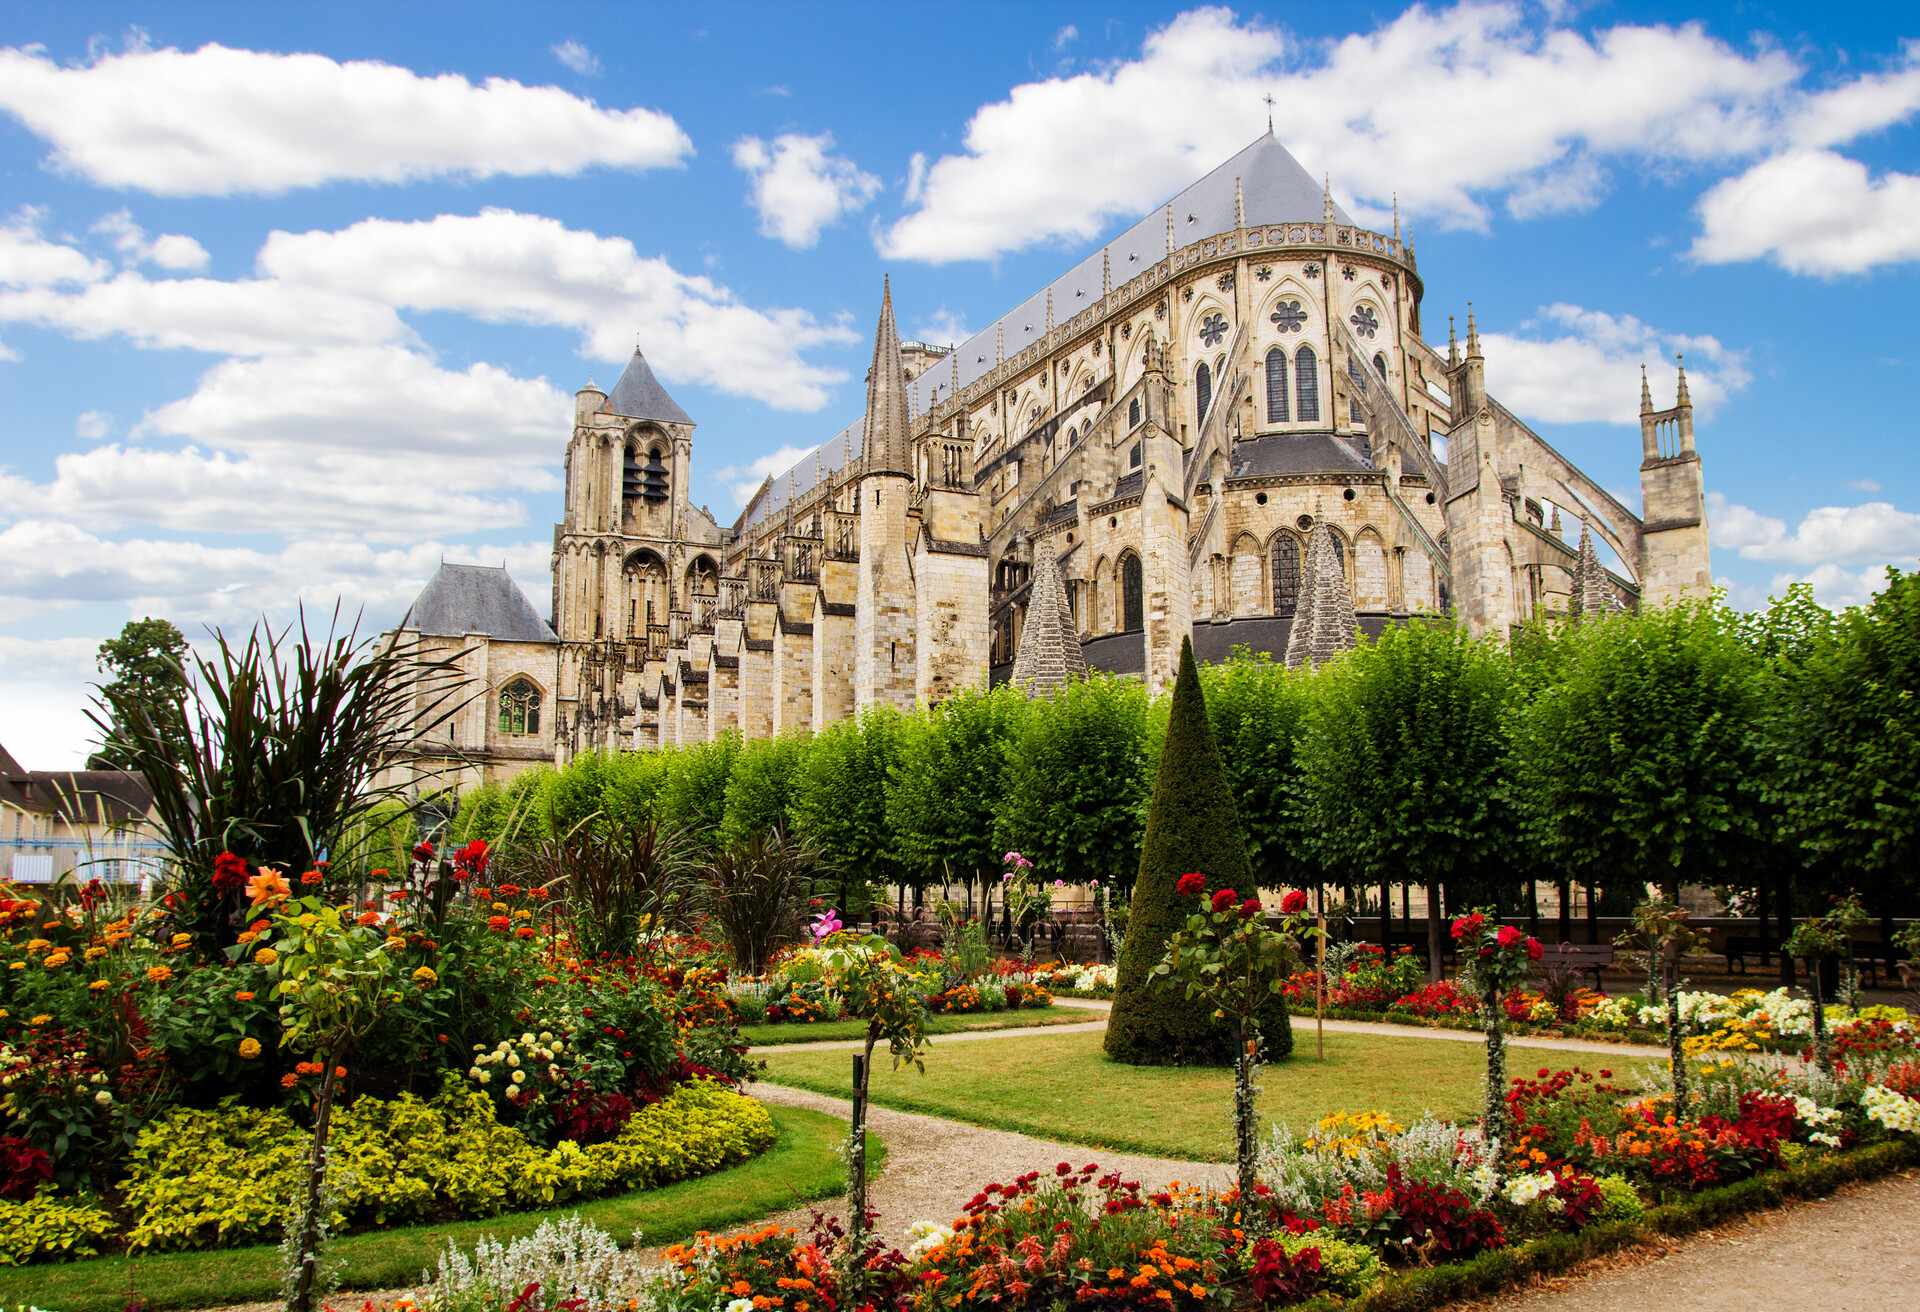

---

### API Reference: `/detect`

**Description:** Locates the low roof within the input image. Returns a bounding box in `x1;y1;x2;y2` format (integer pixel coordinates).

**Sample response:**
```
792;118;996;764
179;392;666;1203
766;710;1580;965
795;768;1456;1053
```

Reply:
4;769;154;824
401;563;558;643
1229;431;1375;479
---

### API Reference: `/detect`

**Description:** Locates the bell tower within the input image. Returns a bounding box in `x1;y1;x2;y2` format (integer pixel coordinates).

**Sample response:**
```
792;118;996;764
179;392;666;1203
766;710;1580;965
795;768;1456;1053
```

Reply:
854;277;918;711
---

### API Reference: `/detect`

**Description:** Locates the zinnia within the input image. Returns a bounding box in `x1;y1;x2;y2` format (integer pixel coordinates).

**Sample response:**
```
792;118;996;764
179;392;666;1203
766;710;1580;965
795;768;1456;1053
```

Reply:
245;870;291;907
145;964;172;983
254;947;278;966
237;1037;262;1060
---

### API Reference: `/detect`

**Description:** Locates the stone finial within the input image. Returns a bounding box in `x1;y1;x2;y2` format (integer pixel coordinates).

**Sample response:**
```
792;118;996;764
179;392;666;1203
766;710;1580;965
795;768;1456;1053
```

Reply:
861;275;912;475
1392;193;1401;241
1465;302;1481;359
1322;174;1335;227
1234;175;1245;229
1571;518;1609;622
1285;521;1358;669
1447;315;1459;367
1009;537;1087;696
1640;362;1654;415
1675;352;1691;409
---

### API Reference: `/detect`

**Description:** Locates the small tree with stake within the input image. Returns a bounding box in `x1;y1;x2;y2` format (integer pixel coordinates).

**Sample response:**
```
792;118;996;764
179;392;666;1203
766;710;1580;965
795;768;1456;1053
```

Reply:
1629;898;1707;1111
1786;894;1870;1075
1154;876;1315;1205
1450;910;1542;1172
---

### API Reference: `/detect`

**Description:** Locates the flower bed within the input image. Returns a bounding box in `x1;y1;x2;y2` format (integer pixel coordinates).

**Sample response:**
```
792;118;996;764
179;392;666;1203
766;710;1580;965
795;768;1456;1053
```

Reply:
728;943;1055;1025
390;1030;1920;1312
0;846;762;1267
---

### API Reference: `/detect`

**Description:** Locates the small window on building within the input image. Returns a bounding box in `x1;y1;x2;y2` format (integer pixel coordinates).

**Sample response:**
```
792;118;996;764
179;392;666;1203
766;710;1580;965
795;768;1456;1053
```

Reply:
1195;361;1213;428
498;679;542;736
1120;552;1144;632
1373;352;1388;380
1129;397;1141;429
1129;441;1143;469
1265;347;1289;423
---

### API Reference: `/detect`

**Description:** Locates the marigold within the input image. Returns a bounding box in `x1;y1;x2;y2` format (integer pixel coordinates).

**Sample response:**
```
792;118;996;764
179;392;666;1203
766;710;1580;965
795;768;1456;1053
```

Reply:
356;911;381;927
299;870;325;886
170;932;191;947
412;965;438;985
146;964;173;983
43;951;69;969
84;945;107;961
254;947;279;966
238;1037;262;1060
89;979;110;991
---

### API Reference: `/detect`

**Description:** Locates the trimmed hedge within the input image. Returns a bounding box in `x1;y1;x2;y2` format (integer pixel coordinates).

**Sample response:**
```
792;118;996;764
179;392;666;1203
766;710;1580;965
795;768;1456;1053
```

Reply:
122;1079;774;1253
1108;638;1292;1066
1296;1137;1920;1312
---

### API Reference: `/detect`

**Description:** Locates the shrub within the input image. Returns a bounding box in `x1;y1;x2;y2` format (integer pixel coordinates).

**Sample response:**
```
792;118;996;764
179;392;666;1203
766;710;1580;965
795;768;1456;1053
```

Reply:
0;1192;116;1265
1108;638;1291;1066
1278;1231;1381;1299
1593;1173;1644;1221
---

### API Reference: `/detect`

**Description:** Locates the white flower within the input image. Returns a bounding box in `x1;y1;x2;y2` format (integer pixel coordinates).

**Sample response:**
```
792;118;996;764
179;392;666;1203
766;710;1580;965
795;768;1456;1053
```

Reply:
906;1220;954;1258
468;1066;484;1081
511;1069;527;1085
476;1070;491;1085
522;1032;536;1045
503;1084;519;1100
1504;1171;1556;1207
1863;1085;1920;1134
1810;1131;1842;1148
94;1089;113;1106
507;1052;521;1068
727;1300;754;1312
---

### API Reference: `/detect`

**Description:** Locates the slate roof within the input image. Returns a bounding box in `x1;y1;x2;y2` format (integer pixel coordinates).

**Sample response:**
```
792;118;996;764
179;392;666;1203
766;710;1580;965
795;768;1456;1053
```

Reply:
1229;432;1374;479
402;563;558;643
3;768;154;824
601;349;692;425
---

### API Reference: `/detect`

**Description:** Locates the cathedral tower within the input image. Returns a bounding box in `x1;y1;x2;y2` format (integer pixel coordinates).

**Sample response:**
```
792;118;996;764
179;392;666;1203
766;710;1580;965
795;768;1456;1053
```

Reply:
854;277;918;710
1637;359;1712;606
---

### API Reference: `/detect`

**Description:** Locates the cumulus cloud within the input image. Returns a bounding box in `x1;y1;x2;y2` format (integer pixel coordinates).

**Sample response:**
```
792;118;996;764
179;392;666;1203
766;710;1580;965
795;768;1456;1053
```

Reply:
1054;25;1080;50
0;206;109;287
1478;303;1750;425
74;410;110;440
0;41;690;195
90;209;211;271
879;4;1798;261
257;209;853;409
550;39;601;77
712;444;818;509
908;307;973;345
731;132;882;249
0;634;108;769
1690;149;1920;276
1767;562;1906;611
1707;491;1920;568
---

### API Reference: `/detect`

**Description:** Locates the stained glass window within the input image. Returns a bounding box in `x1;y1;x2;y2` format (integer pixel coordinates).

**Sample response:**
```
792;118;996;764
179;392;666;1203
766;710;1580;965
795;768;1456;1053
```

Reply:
1195;361;1213;426
1270;300;1307;333
1272;534;1300;617
1121;553;1144;632
1295;346;1319;421
498;679;542;736
1265;347;1289;422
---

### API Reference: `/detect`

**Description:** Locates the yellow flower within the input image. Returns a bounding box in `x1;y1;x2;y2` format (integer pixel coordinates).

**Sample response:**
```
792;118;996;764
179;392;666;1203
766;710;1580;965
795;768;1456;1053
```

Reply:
145;964;173;983
253;947;278;966
84;945;107;961
297;913;319;930
170;932;191;947
89;979;111;992
237;1037;263;1060
25;938;50;953
29;1014;51;1026
411;965;438;985
43;951;69;969
6;962;22;972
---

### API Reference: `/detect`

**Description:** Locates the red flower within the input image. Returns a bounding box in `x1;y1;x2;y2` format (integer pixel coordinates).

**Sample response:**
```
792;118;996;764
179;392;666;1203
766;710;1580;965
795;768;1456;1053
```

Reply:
1210;888;1239;913
1280;889;1308;914
1495;924;1522;949
1526;937;1544;961
1450;916;1470;940
412;841;436;864
1176;872;1207;897
454;839;491;875
487;915;511;932
211;851;249;895
1239;897;1263;920
299;869;324;887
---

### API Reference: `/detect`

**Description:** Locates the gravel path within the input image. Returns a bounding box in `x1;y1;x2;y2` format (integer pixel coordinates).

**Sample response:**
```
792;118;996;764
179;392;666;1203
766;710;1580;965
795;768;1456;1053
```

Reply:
1465;1169;1920;1311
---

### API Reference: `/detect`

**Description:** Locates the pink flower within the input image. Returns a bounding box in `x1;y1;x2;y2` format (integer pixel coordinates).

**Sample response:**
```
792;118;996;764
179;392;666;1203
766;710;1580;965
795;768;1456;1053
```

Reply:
1526;937;1544;961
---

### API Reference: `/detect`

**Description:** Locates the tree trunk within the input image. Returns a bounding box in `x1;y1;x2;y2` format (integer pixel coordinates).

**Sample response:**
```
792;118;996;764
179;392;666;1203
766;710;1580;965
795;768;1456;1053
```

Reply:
1809;965;1831;1075
286;1047;342;1312
1233;1020;1259;1206
849;1039;874;1248
1556;879;1571;945
1776;871;1796;987
1481;984;1507;1172
1665;952;1687;1111
1379;875;1392;948
1425;883;1444;982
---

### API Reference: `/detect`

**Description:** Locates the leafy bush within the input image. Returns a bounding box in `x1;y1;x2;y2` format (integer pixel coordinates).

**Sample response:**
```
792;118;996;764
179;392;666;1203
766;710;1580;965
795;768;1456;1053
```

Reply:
1278;1231;1381;1298
704;828;816;975
121;1079;773;1252
0;1192;116;1265
1593;1173;1644;1221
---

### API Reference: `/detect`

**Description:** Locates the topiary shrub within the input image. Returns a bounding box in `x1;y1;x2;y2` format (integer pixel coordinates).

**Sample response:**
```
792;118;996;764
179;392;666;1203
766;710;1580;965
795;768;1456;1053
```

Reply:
1106;637;1292;1065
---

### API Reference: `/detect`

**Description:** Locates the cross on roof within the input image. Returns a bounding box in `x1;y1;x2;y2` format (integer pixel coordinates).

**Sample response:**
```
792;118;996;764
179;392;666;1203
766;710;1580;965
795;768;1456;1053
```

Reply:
1264;93;1275;133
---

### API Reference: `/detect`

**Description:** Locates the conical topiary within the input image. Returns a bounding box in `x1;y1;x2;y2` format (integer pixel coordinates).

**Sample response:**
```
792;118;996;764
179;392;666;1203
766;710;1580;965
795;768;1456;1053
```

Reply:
1105;636;1293;1065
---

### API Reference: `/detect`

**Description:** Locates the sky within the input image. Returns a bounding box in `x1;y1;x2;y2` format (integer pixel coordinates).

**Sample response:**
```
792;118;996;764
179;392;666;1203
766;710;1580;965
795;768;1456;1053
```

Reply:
1;2;1916;767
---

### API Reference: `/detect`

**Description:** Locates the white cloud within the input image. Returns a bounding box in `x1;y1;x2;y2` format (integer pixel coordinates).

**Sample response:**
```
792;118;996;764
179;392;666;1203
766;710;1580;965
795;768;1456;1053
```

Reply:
1707;492;1920;568
1771;563;1904;610
90;209;210;271
712;444;818;509
74;409;111;440
0;635;106;769
0;338;17;363
0;206;109;287
908;307;972;345
1786;41;1920;149
1849;478;1883;494
0;42;690;196
551;39;601;77
1690;149;1920;276
731;132;882;249
879;4;1798;261
1478;303;1750;425
1054;24;1080;50
257;209;853;409
1504;154;1607;219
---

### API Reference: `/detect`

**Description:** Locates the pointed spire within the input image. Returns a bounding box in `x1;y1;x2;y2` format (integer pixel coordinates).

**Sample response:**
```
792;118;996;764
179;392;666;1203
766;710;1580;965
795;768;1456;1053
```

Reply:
1640;362;1654;415
950;343;960;403
1010;537;1087;697
1322;174;1335;228
1392;193;1401;241
1265;92;1276;135
1165;204;1175;256
1234;175;1246;229
861;275;911;476
1464;302;1481;359
1285;521;1357;670
1675;352;1691;409
1102;246;1111;298
1447;315;1460;367
1571;519;1608;621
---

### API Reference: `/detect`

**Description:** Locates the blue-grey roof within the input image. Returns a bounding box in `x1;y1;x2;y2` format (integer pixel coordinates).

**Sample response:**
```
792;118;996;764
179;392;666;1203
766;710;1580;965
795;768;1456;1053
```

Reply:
746;133;1347;532
403;563;558;643
601;349;692;425
1229;432;1374;478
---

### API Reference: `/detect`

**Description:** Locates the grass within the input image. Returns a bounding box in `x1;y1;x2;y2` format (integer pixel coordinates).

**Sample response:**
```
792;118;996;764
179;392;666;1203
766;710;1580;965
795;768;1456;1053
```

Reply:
0;1104;867;1312
744;1004;1091;1045
763;1028;1663;1162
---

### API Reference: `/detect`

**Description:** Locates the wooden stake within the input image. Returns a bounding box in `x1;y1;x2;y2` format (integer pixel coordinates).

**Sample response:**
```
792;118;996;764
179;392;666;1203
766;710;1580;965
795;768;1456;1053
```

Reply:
1316;908;1326;1060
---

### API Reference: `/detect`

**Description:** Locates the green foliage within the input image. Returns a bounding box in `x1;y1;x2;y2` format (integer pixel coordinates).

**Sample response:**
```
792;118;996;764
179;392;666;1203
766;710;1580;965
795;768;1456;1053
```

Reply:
88;616;190;769
888;685;1027;890
997;673;1156;887
121;1080;775;1252
721;734;811;850
1279;1231;1381;1298
1201;648;1315;887
333;797;417;881
657;734;740;850
1592;1173;1644;1221
0;1193;118;1266
789;708;905;906
1108;638;1290;1067
601;752;667;831
704;828;817;974
523;819;697;960
1514;601;1762;898
542;750;612;838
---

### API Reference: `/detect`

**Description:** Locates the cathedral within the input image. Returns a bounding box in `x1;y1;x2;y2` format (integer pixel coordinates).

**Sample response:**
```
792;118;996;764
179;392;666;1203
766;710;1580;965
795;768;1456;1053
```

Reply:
386;132;1711;787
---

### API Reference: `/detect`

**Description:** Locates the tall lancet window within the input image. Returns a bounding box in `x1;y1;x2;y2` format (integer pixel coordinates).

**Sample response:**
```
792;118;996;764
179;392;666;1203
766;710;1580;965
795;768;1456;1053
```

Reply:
1120;552;1144;632
1194;361;1213;429
1295;346;1320;422
1271;534;1301;617
1265;347;1289;422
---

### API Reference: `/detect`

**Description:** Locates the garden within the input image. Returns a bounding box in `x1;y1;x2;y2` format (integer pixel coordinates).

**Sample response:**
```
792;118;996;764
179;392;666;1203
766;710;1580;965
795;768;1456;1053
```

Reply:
3;576;1917;1312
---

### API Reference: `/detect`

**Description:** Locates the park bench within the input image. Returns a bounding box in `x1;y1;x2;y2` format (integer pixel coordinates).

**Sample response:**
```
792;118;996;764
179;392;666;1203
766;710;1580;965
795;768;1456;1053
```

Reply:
1541;941;1612;991
1722;934;1773;973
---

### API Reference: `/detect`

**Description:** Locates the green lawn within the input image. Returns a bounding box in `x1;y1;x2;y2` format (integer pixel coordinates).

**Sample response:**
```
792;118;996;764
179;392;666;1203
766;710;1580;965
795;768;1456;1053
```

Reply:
762;1029;1661;1161
0;1104;866;1312
744;1004;1090;1045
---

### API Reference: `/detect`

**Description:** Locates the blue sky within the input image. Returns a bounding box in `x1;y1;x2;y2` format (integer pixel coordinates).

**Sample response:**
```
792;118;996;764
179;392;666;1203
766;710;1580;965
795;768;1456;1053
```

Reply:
2;2;1916;765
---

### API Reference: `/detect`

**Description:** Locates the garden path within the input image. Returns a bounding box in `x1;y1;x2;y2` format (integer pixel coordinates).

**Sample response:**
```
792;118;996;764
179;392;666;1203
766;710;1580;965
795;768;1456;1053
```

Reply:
680;1082;1230;1251
1465;1168;1920;1311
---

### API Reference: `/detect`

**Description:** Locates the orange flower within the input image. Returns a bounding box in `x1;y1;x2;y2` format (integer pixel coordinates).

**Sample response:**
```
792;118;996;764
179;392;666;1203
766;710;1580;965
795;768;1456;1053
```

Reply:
246;870;291;907
235;990;256;1001
145;964;173;983
253;947;278;966
299;870;324;886
515;926;535;939
280;1072;299;1089
356;911;381;927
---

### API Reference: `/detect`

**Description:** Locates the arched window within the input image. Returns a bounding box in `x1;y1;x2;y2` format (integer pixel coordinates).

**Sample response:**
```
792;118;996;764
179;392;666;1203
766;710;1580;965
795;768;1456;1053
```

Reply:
1264;347;1289;423
1128;397;1141;429
1120;553;1144;632
1295;346;1319;421
1271;534;1301;616
1195;361;1213;428
498;679;542;736
1329;533;1346;576
1373;352;1388;380
1129;441;1143;469
686;555;718;595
